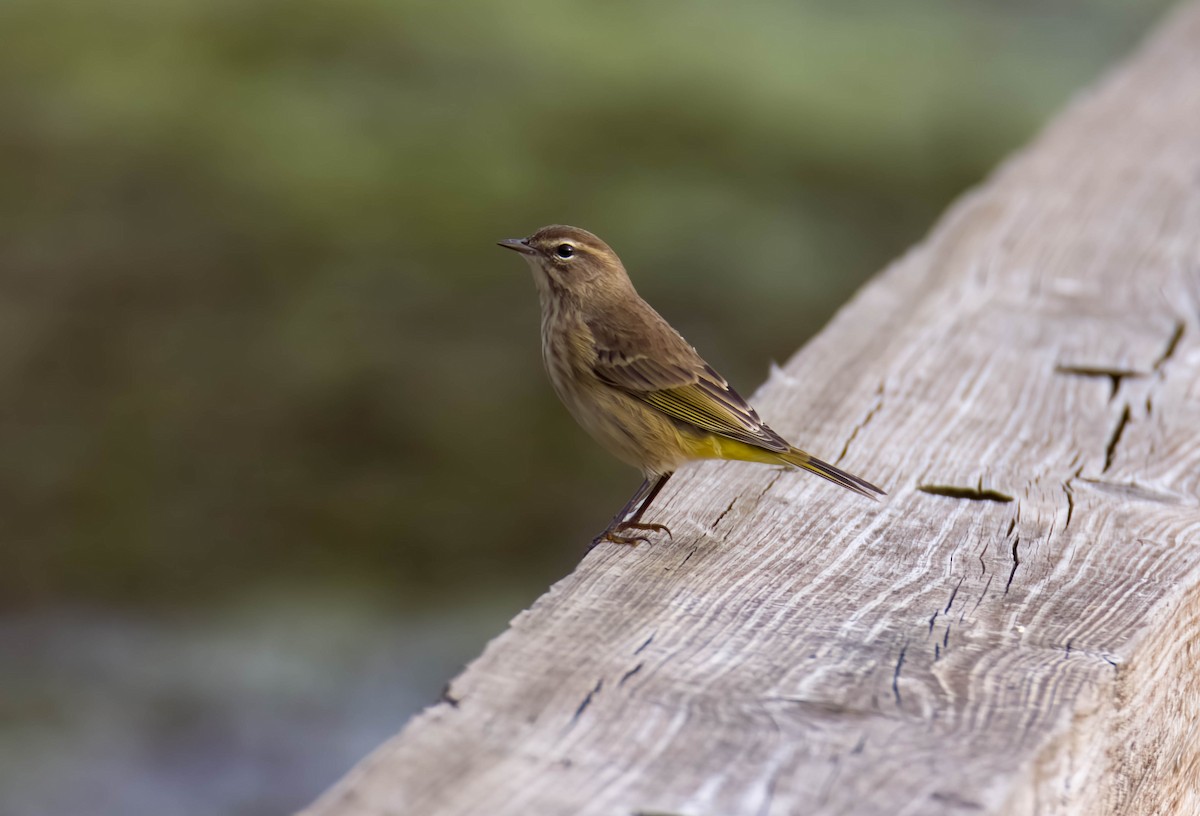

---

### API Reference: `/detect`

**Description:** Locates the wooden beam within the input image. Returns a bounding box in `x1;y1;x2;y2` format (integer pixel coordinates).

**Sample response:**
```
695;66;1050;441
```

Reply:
304;4;1200;814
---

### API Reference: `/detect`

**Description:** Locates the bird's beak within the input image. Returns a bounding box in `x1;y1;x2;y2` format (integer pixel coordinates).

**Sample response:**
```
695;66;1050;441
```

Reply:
497;237;537;256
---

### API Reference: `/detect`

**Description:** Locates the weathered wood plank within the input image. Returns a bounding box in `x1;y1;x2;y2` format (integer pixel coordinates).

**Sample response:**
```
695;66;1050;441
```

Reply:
304;4;1200;815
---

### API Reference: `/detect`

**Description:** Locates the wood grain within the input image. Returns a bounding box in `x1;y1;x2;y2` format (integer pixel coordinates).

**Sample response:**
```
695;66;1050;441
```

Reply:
304;5;1200;814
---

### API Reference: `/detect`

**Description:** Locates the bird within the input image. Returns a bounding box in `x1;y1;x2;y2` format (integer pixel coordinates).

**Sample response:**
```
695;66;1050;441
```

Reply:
498;224;883;548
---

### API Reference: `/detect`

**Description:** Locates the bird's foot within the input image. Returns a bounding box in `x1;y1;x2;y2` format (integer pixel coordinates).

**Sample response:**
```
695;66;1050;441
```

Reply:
588;521;673;551
618;521;673;539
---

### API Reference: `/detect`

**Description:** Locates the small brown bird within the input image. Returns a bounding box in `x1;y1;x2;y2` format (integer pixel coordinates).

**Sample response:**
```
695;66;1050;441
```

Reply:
499;225;883;547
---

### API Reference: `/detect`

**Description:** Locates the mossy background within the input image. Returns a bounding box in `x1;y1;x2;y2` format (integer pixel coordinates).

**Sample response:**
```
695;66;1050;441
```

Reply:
0;1;1174;813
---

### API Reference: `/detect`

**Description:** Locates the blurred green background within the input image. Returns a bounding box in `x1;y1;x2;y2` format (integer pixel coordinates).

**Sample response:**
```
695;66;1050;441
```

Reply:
0;0;1174;813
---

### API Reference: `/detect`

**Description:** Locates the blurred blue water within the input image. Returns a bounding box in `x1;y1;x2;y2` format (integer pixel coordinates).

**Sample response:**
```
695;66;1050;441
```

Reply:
0;591;528;816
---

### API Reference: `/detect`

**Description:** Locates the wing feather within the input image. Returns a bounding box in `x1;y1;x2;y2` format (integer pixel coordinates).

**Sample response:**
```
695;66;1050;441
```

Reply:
586;309;788;453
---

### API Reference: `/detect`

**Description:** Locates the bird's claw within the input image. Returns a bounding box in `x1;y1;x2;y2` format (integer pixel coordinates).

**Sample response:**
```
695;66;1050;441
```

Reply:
618;521;673;539
587;520;673;551
606;532;652;547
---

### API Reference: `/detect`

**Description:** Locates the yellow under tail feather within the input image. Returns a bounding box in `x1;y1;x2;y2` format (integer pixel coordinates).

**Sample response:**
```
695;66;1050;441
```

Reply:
778;447;885;500
682;434;884;499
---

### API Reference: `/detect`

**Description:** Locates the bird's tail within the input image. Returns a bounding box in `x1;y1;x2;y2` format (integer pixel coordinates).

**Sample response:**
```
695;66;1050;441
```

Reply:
778;447;885;500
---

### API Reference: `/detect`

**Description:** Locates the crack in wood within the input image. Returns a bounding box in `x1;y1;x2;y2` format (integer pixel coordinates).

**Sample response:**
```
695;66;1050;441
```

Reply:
1054;363;1145;400
836;385;884;464
966;575;993;622
943;577;964;616
891;645;907;706
618;662;644;687
571;679;603;724
711;497;738;530
968;576;992;619
1102;404;1132;473
1004;535;1021;594
919;484;1014;503
758;470;785;504
1063;481;1076;530
634;633;656;655
1153;321;1185;371
1077;477;1180;505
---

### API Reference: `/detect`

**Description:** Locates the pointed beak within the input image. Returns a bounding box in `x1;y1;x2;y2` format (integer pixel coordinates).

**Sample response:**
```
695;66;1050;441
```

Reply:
497;237;537;256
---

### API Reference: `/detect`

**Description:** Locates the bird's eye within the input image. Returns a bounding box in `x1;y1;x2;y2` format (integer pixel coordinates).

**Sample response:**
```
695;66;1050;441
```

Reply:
555;244;575;259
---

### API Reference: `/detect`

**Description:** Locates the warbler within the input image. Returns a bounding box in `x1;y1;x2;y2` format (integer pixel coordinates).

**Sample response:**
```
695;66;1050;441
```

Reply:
499;225;883;547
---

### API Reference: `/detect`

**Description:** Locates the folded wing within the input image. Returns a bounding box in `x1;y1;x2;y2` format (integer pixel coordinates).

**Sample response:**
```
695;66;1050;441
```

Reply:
587;309;789;453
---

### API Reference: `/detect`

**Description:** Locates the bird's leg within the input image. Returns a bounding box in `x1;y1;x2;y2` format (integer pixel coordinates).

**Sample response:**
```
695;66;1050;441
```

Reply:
590;473;674;549
589;477;654;550
619;472;672;530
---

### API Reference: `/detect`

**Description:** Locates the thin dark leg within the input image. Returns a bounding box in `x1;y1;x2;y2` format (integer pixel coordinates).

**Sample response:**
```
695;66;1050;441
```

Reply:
605;477;655;533
624;472;672;526
589;477;653;551
589;472;674;550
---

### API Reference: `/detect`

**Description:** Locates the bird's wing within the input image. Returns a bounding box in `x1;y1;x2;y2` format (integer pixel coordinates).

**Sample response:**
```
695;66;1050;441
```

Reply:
586;308;789;453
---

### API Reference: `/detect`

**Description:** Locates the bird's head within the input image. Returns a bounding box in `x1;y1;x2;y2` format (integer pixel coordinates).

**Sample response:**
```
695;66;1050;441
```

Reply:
498;225;632;302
